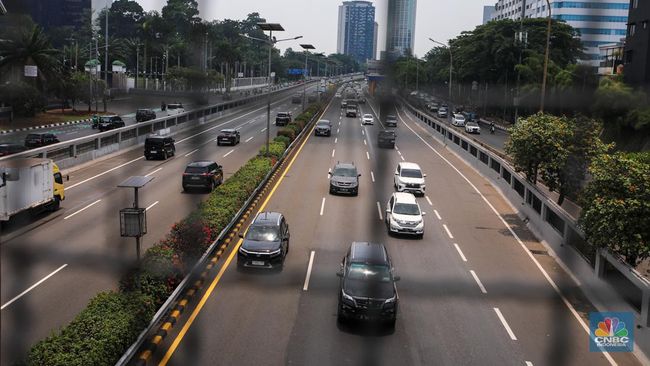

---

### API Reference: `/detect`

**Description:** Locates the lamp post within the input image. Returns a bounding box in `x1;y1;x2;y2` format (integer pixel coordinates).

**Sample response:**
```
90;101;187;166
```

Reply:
540;0;552;113
300;44;315;111
429;38;453;101
243;23;302;157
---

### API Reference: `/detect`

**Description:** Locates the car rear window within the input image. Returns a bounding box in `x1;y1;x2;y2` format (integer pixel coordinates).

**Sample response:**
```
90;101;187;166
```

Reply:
168;104;182;109
146;139;164;146
26;134;41;139
277;113;289;117
185;166;208;174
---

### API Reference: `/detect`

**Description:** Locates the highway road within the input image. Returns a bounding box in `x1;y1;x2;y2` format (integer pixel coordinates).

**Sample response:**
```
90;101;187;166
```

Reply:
0;85;287;145
149;95;641;366
0;83;318;365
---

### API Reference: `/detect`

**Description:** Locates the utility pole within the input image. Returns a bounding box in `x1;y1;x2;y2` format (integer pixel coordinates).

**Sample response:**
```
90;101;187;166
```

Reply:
514;0;526;124
540;0;552;113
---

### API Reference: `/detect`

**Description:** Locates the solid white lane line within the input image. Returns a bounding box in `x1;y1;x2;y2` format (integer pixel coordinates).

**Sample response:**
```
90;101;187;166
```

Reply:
434;210;442;220
245;136;254;143
400;155;405;161
145;167;163;177
64;199;102;220
443;224;454;239
332;149;336;158
371;171;375;183
1;264;68;310
146;201;160;211
454;243;468;262
377;201;383;221
494;308;518;340
366;151;370;160
363;139;367;145
185;148;200;157
261;127;267;132
320;197;326;216
425;196;433;206
303;251;316;291
470;270;487;293
66;157;144;190
335;137;338;144
396;110;620;366
362;130;365;135
398;150;402;156
223;149;235;158
525;362;534;366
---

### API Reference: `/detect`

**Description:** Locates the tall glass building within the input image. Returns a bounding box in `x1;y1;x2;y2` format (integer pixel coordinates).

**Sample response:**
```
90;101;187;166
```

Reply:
386;0;417;57
490;0;629;67
337;1;377;63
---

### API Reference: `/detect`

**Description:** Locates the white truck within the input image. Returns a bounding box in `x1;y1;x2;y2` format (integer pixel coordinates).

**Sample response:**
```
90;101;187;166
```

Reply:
0;158;65;221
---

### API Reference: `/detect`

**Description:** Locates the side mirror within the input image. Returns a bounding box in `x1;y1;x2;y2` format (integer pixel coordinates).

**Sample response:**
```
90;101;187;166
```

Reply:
336;271;343;278
66;174;70;181
358;174;361;177
393;275;401;282
423;173;427;177
328;172;332;176
385;208;391;214
421;212;427;216
394;172;398;175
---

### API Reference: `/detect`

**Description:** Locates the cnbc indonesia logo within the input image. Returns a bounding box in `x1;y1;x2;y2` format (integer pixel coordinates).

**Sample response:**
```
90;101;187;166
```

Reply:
590;312;634;352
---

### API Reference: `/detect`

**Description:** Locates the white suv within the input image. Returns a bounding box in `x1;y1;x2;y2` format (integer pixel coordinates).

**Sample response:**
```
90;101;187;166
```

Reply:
394;162;426;196
167;103;185;116
385;192;425;238
362;114;374;125
452;113;466;127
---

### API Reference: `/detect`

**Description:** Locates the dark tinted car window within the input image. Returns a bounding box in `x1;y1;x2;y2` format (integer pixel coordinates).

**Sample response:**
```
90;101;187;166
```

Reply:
332;167;357;177
26;134;41;139
146;139;164;146
347;263;391;282
401;169;422;178
54;172;63;184
185;166;208;174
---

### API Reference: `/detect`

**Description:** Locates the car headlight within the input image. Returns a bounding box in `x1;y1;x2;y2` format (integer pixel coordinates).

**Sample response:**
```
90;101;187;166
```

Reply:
269;248;282;256
341;290;356;306
384;296;397;305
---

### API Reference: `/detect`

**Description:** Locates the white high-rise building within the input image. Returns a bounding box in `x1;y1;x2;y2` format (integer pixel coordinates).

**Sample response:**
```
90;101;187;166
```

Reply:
490;0;629;67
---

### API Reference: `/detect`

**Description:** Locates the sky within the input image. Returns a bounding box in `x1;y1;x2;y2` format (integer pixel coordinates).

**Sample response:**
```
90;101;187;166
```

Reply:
97;0;494;58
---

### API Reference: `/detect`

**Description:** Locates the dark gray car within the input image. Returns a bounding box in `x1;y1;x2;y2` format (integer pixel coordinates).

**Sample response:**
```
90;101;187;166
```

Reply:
237;212;290;269
329;162;360;196
315;120;332;136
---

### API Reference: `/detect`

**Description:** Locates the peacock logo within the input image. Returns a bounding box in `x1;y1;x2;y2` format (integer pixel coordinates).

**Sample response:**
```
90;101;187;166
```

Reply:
595;317;628;338
590;312;634;352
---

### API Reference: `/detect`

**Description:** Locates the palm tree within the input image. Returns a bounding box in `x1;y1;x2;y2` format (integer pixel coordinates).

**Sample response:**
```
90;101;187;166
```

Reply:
0;22;61;89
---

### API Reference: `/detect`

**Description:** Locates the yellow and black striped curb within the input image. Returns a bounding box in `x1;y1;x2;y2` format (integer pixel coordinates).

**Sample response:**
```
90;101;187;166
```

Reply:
134;104;323;366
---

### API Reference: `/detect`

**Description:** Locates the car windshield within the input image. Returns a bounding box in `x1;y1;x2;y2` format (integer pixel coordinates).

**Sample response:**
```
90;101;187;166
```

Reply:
168;104;182;109
364;114;372;118
393;203;420;215
333;167;357;177
26;134;41;139
387;115;397;121
346;263;391;282
277;113;289;117
246;225;280;241
456;115;465;120
467;122;479;127
317;121;330;127
401;168;422;178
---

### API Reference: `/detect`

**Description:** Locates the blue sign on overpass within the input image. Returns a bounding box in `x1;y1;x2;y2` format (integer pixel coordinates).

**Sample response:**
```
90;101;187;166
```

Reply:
288;68;307;75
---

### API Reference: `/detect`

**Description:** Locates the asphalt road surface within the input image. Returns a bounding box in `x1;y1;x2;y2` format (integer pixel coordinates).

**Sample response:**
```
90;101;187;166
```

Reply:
148;96;641;366
0;84;318;365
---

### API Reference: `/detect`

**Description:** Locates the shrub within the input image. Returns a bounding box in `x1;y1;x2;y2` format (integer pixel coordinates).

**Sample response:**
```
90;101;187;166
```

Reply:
277;127;296;141
167;216;217;262
260;141;286;159
119;244;183;307
286;123;301;134
0;81;46;117
26;291;156;366
274;135;290;147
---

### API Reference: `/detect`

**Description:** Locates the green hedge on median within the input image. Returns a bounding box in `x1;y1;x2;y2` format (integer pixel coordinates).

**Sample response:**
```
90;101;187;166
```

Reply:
25;100;324;365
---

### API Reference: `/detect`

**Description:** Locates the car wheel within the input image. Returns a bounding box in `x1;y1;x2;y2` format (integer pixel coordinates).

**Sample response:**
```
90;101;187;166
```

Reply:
145;155;150;161
163;151;168;160
182;185;188;192
209;180;215;192
386;317;396;329
50;196;61;211
337;306;346;324
417;233;424;239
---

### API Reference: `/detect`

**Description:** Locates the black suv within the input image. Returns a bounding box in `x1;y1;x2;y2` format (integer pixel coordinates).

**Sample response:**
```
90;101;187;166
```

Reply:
329;162;360;195
275;112;292;126
0;143;28;156
385;114;398;127
144;135;175;160
98;115;126;132
24;133;59;148
238;212;290;269
377;130;396;149
337;242;399;327
217;129;240;146
315;120;332;137
136;109;156;122
182;161;223;192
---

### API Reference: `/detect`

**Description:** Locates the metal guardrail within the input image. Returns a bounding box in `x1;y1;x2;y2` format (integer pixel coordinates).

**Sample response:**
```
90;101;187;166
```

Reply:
115;89;336;366
400;97;650;327
0;81;320;167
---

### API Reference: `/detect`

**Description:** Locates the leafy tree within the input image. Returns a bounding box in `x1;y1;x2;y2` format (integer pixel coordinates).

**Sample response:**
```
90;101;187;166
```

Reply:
0;20;60;89
580;153;650;265
541;116;610;205
505;113;571;184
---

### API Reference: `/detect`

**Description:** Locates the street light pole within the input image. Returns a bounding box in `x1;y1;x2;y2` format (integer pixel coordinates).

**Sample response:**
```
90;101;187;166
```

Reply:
300;44;315;112
430;38;452;101
540;0;552;113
